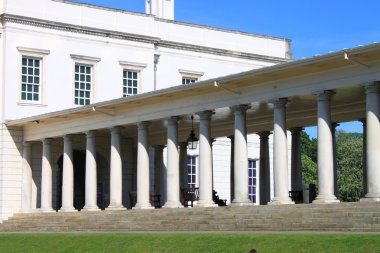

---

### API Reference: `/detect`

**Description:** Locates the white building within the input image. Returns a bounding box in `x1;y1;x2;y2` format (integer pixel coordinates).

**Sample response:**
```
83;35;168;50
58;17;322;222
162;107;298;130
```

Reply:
0;0;293;221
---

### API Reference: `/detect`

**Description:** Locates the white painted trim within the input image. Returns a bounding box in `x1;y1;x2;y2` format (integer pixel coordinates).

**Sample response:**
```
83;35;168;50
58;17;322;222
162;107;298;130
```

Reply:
70;54;101;63
17;47;50;56
178;69;204;79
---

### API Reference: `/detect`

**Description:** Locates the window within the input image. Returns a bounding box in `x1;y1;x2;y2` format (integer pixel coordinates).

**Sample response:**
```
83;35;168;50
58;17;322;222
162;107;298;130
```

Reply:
74;64;92;106
248;159;257;203
71;54;100;106
179;69;204;85
182;77;197;85
123;70;139;97
187;156;197;188
21;57;41;102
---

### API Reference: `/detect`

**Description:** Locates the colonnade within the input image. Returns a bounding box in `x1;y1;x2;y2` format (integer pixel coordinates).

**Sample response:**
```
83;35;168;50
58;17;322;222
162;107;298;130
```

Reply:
20;83;380;212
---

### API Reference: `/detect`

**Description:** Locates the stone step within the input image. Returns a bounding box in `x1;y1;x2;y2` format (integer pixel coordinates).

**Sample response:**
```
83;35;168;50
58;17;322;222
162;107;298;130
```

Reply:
1;202;379;232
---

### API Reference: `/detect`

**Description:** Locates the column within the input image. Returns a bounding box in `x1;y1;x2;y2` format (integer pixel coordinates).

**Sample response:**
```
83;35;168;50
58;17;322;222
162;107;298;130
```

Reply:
40;138;53;212
107;126;126;210
21;142;32;212
154;145;165;203
228;136;235;203
83;130;99;211
196;111;217;207
269;98;294;205
164;117;182;208
231;105;252;205
332;123;339;197
290;128;303;192
360;119;367;197
179;142;188;190
258;131;271;205
313;91;339;204
361;83;380;201
134;121;154;209
60;135;76;212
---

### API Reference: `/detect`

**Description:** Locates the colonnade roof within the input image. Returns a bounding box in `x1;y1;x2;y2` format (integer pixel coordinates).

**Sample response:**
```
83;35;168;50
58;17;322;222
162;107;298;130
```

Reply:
7;43;380;143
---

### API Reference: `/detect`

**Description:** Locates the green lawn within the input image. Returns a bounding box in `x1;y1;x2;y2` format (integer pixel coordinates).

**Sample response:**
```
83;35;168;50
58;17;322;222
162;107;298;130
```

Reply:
0;233;379;253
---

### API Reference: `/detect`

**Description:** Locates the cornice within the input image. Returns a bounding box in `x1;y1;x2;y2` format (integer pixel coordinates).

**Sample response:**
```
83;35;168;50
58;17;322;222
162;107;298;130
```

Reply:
1;14;288;63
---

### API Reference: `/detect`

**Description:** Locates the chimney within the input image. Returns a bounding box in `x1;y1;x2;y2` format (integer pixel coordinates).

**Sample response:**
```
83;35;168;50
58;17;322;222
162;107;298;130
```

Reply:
146;0;174;20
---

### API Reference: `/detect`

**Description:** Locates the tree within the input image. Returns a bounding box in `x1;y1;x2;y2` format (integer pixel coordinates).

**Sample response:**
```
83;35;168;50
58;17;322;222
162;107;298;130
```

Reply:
335;131;363;202
300;130;364;202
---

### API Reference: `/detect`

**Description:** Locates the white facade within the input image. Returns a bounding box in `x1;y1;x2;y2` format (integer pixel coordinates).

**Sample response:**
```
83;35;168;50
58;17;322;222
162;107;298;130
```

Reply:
0;0;292;221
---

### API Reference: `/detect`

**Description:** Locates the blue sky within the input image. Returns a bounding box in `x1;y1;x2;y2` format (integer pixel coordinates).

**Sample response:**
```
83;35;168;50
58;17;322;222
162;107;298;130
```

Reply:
75;0;378;137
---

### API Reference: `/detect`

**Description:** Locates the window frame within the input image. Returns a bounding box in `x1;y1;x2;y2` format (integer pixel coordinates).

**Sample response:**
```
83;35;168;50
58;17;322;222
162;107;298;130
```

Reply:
187;155;197;189
17;47;50;105
123;69;140;97
248;159;257;204
178;69;204;85
71;54;101;107
119;61;147;97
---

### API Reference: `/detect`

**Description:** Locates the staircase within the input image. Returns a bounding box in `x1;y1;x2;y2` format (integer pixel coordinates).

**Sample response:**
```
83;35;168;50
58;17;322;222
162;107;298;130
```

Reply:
1;202;379;232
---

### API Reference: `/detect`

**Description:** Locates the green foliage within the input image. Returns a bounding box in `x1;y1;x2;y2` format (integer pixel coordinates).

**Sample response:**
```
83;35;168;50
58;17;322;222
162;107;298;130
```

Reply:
300;130;364;202
301;153;318;186
0;233;379;253
335;131;363;202
300;131;317;163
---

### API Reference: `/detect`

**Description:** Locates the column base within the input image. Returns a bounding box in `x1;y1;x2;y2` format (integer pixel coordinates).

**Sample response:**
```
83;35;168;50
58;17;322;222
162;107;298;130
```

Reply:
230;199;254;206
106;205;127;211
163;201;183;209
313;194;340;204
19;208;38;214
40;208;55;213
59;207;77;213
133;202;154;210
360;193;380;202
268;197;294;205
82;206;101;212
195;200;218;208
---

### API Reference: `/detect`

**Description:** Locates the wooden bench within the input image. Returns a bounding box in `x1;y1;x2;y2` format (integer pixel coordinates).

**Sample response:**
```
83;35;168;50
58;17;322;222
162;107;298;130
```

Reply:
181;187;199;207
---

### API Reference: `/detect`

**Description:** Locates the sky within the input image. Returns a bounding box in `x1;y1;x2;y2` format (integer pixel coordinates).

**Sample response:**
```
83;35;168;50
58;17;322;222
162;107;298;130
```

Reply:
75;0;379;137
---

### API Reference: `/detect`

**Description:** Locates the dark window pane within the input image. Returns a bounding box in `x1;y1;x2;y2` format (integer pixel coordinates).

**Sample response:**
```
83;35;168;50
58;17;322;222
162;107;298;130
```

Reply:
21;93;26;100
128;72;132;79
22;67;27;75
27;85;33;92
86;75;91;82
133;72;137;79
22;58;27;66
21;84;26;91
34;77;39;84
28;59;33;66
34;85;39;92
33;94;39;101
35;60;40;68
80;83;85;90
27;93;32;100
75;74;79;81
75;82;79;89
28;68;33;75
22;76;27;83
253;169;256;177
75;65;79;72
75;98;78;104
80;66;85;73
35;69;40;76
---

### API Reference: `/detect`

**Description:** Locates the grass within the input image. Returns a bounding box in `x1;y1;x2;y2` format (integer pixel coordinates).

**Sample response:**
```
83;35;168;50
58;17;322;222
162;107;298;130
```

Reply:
0;233;379;253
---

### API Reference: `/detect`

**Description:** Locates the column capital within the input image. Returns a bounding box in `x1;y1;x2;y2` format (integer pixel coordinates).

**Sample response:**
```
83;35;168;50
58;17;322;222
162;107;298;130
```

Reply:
289;127;303;135
314;90;335;101
179;142;188;149
269;98;289;108
85;130;96;138
153;145;166;151
63;134;74;141
23;141;32;148
364;82;380;94
166;116;180;125
110;126;123;134
258;131;271;140
137;121;151;130
197;110;214;120
332;122;340;129
232;104;251;114
42;138;53;145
